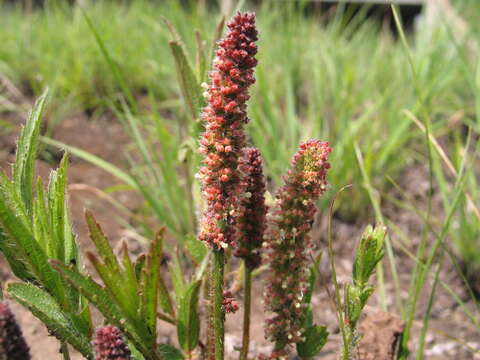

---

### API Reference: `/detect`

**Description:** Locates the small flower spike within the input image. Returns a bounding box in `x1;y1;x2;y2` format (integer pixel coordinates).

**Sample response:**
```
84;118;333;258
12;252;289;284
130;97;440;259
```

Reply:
235;147;268;269
198;12;259;250
93;325;131;360
0;301;30;360
264;140;332;355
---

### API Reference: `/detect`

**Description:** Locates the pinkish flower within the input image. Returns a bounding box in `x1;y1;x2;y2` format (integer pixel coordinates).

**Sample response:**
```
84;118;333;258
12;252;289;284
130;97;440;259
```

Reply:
93;325;131;360
198;12;258;250
222;291;239;314
264;140;332;353
234;147;268;269
0;301;30;360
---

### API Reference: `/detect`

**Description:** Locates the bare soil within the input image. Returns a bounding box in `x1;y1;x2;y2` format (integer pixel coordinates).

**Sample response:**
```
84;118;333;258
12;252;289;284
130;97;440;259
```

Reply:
0;110;479;359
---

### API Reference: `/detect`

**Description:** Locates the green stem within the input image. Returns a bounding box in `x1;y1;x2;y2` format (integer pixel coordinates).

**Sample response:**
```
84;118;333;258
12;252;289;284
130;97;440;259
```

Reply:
239;264;252;360
210;250;225;360
60;342;70;360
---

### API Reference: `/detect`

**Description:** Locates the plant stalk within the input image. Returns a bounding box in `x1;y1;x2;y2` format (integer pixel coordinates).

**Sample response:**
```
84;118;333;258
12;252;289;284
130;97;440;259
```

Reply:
60;342;71;360
210;250;225;360
239;264;252;360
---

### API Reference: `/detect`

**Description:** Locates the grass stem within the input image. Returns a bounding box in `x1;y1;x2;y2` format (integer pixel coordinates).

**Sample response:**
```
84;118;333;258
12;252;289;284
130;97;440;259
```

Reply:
239;264;252;360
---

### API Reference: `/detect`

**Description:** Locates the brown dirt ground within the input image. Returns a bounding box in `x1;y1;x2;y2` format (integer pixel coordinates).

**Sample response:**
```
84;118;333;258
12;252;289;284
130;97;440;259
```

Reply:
0;109;479;359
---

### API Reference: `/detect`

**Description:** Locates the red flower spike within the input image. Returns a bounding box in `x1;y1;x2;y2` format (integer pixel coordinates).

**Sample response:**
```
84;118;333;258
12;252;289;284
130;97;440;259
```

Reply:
93;325;131;360
264;140;332;354
0;301;30;360
198;12;259;250
234;147;268;269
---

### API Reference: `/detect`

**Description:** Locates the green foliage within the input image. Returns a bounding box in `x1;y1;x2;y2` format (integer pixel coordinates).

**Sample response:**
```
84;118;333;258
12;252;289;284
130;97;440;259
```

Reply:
52;216;183;360
7;282;92;358
296;266;329;358
339;224;386;360
352;225;386;289
176;280;201;353
0;91;93;358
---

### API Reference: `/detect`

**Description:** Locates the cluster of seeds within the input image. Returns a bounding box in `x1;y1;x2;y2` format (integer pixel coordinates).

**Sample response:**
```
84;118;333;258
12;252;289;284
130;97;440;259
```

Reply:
234;147;268;269
0;301;30;360
93;325;131;360
197;12;258;250
264;140;332;355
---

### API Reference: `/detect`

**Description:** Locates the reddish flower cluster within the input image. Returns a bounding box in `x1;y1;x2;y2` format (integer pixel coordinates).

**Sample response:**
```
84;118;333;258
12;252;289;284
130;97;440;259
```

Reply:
93;325;131;360
264;140;332;353
0;301;30;360
234;147;268;269
222;291;239;314
197;12;258;250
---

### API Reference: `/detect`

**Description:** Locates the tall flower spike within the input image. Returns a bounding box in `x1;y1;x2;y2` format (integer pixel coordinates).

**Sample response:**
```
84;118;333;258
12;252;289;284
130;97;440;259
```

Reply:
93;325;131;360
235;147;268;269
0;301;30;360
197;12;258;250
264;140;332;356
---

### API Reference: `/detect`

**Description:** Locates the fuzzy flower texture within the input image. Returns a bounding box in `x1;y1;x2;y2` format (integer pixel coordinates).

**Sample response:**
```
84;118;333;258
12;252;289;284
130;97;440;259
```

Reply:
235;147;268;269
0;301;30;360
264;140;332;355
198;12;258;250
93;325;131;360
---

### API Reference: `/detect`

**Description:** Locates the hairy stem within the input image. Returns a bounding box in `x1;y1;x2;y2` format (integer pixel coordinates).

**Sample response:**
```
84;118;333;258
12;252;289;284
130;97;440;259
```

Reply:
210;250;225;360
239;265;252;360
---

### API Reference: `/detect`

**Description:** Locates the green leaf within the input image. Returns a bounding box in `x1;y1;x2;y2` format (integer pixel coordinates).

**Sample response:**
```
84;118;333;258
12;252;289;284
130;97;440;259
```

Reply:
185;234;207;264
51;260;126;330
139;229;164;344
13;89;48;216
353;224;386;287
157;344;184;360
51;261;153;359
296;323;329;358
0;182;62;297
169;40;203;120
170;254;187;300
345;285;363;327
7;282;93;359
134;254;146;281
85;211;122;274
176;280;201;352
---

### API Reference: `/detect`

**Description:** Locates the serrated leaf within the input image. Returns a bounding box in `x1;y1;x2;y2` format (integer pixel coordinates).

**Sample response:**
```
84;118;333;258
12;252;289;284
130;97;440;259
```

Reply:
13;89;48;216
296;324;329;358
345;285;363;326
169;41;203;120
135;254;146;281
157;344;184;360
122;242;139;301
86;252;136;321
139;229;164;344
353;224;386;287
0;184;62;298
85;210;121;274
7;282;93;359
51;260;152;359
177;280;201;352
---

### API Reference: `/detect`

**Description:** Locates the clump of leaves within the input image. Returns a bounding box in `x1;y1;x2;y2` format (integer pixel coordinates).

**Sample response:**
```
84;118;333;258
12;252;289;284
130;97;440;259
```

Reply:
341;225;386;360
